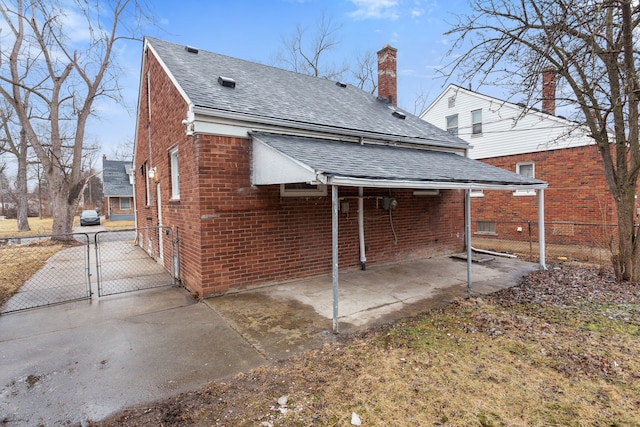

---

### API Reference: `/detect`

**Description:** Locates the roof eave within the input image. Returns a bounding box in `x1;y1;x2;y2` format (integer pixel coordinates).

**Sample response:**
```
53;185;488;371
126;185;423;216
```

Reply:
326;175;548;191
192;105;468;150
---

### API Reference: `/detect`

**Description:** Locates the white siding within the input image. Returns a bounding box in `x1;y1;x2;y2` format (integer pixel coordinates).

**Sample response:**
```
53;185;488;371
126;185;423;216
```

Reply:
420;85;594;159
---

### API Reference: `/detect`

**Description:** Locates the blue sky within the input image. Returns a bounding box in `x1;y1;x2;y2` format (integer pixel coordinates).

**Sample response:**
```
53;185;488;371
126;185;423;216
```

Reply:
96;0;475;158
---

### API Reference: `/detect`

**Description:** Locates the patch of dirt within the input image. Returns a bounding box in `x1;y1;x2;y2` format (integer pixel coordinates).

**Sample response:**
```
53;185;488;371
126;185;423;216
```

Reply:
25;374;40;389
93;262;640;426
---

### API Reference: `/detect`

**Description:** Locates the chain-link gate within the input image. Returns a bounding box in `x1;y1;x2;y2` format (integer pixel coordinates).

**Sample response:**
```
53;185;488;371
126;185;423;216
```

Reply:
1;227;180;315
95;226;177;297
0;233;92;314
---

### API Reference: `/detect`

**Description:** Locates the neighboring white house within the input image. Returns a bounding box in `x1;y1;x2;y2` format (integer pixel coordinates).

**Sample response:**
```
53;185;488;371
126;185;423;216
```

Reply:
419;83;594;160
420;81;621;251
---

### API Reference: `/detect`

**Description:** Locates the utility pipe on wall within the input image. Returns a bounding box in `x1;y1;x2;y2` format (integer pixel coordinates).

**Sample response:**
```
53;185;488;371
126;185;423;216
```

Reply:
358;187;366;270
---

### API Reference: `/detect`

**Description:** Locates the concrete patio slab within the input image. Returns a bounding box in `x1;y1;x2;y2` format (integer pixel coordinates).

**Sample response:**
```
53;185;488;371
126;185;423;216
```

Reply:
0;254;536;426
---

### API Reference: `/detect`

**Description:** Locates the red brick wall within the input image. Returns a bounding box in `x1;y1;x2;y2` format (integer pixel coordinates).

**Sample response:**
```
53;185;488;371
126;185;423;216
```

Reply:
472;145;618;245
136;48;466;298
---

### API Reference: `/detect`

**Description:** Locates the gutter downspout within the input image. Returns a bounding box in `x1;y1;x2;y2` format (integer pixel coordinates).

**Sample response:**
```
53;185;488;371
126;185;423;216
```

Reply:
332;185;339;334
465;188;472;293
358;187;366;270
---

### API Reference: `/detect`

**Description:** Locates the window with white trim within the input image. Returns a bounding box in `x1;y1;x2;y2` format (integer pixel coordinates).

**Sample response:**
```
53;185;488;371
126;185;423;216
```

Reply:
470;189;484;197
120;197;131;210
170;147;180;199
446;114;458;136
471;109;483;135
514;162;536;196
143;162;150;205
280;183;327;197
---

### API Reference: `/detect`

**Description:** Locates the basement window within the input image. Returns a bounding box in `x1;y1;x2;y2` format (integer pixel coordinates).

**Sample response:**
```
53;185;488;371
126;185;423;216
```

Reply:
280;183;327;197
476;221;496;235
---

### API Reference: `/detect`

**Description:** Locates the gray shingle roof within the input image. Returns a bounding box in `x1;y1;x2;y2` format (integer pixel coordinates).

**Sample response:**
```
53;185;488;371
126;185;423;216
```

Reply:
146;37;468;149
252;133;546;187
103;159;133;196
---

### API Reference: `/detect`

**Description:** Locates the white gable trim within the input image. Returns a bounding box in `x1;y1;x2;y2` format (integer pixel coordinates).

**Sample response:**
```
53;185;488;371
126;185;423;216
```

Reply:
251;138;321;185
145;39;192;108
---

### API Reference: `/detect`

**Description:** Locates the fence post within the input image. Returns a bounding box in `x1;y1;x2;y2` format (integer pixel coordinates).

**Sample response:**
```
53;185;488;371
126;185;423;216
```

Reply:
538;188;547;270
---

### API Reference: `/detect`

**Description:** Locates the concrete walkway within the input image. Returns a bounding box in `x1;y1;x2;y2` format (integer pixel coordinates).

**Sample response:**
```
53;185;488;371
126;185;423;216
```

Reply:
0;254;535;426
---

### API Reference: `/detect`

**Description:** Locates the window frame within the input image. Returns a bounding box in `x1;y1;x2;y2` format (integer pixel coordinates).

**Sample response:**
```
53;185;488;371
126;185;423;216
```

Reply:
280;183;327;197
471;109;483;135
514;162;536;196
169;146;180;200
446;114;459;136
476;220;497;235
119;197;131;210
143;162;151;206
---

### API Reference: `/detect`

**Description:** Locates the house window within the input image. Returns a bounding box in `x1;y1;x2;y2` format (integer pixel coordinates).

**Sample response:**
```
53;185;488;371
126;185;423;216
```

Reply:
448;96;456;108
446;115;458;136
143;162;151;205
476;221;496;234
120;197;131;210
514;162;536;196
470;189;484;198
280;183;327;197
471;109;482;135
169;147;180;199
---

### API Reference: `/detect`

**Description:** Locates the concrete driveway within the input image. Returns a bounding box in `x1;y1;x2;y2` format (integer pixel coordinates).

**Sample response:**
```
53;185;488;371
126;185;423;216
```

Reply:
0;254;535;426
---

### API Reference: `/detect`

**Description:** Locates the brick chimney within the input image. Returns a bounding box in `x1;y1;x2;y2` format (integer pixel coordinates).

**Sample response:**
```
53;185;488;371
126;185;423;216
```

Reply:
377;45;397;106
542;66;556;115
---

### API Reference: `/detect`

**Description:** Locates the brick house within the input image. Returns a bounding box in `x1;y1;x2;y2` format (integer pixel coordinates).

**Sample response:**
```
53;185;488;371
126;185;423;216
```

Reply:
133;37;545;303
420;79;616;247
102;157;135;221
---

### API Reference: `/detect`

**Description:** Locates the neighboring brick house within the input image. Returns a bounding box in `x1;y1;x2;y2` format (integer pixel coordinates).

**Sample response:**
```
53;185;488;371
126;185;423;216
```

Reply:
102;156;134;221
133;37;545;301
420;80;616;247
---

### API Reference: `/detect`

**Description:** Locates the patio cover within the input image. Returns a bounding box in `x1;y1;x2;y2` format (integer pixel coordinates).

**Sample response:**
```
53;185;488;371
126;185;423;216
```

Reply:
251;132;547;191
251;132;548;332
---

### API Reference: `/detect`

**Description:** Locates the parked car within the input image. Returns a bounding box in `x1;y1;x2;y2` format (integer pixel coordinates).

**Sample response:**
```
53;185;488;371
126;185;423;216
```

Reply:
80;210;101;226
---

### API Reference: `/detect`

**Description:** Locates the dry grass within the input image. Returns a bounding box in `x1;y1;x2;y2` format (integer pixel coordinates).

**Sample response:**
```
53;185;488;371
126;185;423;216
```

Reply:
103;219;135;230
0;217;54;238
0;242;64;306
0;217;137;238
98;265;640;427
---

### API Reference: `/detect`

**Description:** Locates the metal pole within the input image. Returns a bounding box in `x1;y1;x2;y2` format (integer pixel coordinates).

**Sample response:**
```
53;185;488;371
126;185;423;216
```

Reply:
332;185;339;334
358;187;366;270
538;188;547;270
466;189;472;293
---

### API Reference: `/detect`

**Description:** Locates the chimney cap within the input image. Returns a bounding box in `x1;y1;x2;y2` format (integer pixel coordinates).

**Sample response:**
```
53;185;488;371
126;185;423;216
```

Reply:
377;44;397;54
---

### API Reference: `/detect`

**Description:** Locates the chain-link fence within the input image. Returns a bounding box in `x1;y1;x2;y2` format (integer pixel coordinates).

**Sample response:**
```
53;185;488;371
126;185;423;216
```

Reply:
0;233;91;314
472;220;617;264
1;226;179;315
95;227;176;297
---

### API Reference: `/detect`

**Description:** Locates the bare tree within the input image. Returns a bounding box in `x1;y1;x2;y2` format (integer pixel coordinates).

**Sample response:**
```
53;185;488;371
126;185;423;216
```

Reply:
351;50;378;94
0;0;148;239
110;139;135;161
273;13;350;81
0;100;29;231
446;0;640;281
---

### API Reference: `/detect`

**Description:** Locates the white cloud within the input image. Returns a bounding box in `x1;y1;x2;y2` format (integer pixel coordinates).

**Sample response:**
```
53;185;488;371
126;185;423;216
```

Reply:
411;8;424;17
348;0;400;20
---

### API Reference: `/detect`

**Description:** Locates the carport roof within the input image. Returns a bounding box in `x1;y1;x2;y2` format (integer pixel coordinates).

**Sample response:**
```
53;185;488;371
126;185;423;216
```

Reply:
251;133;548;190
